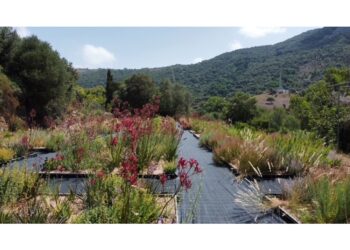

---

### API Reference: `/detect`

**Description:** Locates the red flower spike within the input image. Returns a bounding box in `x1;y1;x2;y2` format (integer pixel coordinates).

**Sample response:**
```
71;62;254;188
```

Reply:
194;165;203;174
178;157;187;169
111;136;118;146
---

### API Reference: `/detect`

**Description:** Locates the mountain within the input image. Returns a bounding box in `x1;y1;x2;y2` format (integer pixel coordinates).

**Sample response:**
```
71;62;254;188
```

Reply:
77;27;350;101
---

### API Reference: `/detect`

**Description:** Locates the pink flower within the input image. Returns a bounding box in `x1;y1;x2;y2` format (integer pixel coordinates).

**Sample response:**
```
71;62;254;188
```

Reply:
189;158;198;167
121;153;139;185
194;165;203;174
178;157;187;169
111;136;118;146
179;172;192;190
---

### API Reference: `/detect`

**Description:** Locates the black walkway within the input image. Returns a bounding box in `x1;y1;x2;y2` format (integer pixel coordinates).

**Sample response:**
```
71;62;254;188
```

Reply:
178;130;285;224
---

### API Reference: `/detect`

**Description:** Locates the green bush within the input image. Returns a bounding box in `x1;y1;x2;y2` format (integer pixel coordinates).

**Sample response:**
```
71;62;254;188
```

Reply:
163;160;177;175
46;132;66;151
304;177;350;223
0;147;15;164
78;175;160;223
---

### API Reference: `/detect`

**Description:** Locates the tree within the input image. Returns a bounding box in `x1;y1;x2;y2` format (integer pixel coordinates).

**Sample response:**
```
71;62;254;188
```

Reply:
290;68;350;144
105;69;113;109
159;80;174;116
173;84;191;116
225;92;257;123
0;27;20;72
8;36;77;124
0;71;19;123
124;74;156;109
250;108;300;132
201;96;228;119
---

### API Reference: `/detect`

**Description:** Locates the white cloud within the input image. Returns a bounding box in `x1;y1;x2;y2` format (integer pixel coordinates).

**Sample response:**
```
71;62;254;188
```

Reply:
15;27;31;38
82;44;116;68
239;27;286;38
193;57;203;64
229;40;243;51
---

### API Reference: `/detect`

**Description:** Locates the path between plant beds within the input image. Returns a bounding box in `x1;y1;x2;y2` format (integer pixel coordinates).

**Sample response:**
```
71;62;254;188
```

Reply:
177;130;287;224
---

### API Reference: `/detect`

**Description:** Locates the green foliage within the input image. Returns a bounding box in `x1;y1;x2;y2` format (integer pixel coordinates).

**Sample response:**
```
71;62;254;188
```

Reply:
5;35;77;125
78;175;160;223
0;168;43;207
43;130;107;172
201;96;228;119
159;134;180;162
0;27;20;71
0;147;15;164
192;118;334;176
251;108;300;132
268;131;331;173
105;69;114;108
124;74;156;109
75;85;106;109
0;169;73;224
225;92;257;123
136;133;162;171
299;176;350;223
45;132;66;151
0;71;20;125
290;68;350;144
77;28;350;102
163;160;177;175
158;80;191;116
85;175;121;208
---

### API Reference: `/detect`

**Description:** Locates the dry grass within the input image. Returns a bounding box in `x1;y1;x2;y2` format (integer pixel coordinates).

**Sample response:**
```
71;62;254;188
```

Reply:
255;93;292;110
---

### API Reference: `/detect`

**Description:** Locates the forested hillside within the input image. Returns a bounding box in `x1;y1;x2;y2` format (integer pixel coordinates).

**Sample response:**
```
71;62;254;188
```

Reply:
77;27;350;101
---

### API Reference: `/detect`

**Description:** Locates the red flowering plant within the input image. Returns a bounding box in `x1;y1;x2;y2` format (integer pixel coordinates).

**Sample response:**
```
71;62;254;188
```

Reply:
42;153;66;172
108;99;164;222
109;98;160;173
160;157;202;192
157;157;203;220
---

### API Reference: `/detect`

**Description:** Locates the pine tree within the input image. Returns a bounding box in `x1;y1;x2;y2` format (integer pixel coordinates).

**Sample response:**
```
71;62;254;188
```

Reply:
105;69;113;109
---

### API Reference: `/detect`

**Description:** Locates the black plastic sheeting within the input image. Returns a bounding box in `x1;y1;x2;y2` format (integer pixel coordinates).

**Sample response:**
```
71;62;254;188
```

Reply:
177;130;286;224
3;152;57;171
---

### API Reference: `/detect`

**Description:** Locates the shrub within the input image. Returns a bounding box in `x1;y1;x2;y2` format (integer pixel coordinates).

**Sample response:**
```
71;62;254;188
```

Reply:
79;174;160;223
46;132;66;151
213;137;242;165
0;147;15;164
0;168;43;206
136;133;161;171
29;129;51;148
237;140;279;176
268;131;331;173
109;133;129;172
304;177;350;223
159;134;180;162
163;160;177;175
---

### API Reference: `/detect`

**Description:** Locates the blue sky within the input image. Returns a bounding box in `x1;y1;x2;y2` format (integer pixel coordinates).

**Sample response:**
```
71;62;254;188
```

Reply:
15;27;315;69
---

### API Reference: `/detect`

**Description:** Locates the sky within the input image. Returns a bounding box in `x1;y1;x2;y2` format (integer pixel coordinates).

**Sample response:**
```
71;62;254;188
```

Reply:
15;27;315;69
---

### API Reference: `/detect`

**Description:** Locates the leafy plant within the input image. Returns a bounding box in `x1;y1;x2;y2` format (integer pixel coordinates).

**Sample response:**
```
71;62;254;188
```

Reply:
0;147;15;164
163;160;177;175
